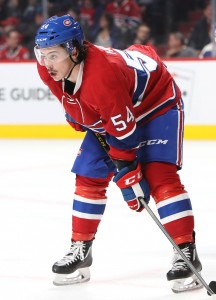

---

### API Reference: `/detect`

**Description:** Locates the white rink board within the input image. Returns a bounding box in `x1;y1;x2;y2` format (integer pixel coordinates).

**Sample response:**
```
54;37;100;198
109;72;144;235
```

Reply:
0;63;65;124
165;59;216;124
0;60;216;125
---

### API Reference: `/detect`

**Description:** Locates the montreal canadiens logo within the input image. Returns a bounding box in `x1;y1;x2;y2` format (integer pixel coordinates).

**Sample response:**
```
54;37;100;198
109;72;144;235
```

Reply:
63;19;72;26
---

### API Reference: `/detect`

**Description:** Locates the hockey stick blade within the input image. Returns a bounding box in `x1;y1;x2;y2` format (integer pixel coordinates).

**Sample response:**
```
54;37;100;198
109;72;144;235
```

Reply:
138;197;216;296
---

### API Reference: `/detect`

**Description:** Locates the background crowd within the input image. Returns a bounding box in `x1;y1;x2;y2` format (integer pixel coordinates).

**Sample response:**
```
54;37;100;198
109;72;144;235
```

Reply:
0;0;215;61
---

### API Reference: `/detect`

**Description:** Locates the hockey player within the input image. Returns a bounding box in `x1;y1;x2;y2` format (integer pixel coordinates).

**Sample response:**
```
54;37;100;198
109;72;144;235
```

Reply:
34;15;202;292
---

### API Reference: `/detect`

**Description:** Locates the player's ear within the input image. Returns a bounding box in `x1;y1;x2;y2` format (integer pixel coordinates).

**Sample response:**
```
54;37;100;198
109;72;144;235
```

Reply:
71;47;79;62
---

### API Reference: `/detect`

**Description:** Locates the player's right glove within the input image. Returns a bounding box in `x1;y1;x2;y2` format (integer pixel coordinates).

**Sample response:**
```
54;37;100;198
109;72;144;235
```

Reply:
113;159;150;212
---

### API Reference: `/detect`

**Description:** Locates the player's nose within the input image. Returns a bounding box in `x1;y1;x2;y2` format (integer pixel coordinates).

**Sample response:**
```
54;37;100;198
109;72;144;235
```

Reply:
44;58;52;68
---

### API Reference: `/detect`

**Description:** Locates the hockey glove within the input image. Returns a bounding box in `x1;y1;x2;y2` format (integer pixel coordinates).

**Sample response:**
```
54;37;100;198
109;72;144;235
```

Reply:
113;160;150;212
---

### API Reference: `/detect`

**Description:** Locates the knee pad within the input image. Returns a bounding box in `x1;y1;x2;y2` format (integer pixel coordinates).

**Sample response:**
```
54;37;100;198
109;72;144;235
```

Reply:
75;174;112;199
141;162;185;198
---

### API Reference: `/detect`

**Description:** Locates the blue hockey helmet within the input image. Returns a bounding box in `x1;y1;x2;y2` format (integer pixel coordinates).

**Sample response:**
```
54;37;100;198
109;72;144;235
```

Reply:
35;15;84;53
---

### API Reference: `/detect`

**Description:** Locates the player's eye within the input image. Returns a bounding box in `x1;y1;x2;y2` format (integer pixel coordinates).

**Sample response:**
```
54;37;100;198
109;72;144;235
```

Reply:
48;54;56;61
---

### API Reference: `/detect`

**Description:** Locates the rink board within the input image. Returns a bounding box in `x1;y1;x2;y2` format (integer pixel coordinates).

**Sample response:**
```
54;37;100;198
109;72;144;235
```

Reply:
0;59;216;139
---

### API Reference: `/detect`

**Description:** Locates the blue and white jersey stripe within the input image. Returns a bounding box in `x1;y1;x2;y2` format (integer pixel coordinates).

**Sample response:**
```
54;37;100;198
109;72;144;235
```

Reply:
116;49;149;106
132;68;148;106
156;193;193;225
72;194;107;220
66;112;106;134
136;81;177;124
86;120;106;134
176;98;184;168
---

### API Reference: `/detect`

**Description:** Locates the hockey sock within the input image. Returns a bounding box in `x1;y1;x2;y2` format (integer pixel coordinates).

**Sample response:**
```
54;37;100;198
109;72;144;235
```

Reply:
142;162;194;244
72;174;112;241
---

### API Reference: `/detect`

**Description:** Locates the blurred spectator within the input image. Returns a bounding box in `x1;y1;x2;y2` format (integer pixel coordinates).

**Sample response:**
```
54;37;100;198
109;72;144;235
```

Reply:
0;16;20;30
0;0;7;21
199;20;216;58
47;0;72;16
80;0;96;27
106;0;141;32
0;16;20;50
22;0;41;22
18;11;44;58
5;0;23;19
199;42;216;58
199;25;216;58
79;0;96;40
0;0;213;61
187;2;212;53
0;29;30;60
136;0;166;43
135;0;155;23
132;23;154;46
91;12;122;48
0;29;4;50
67;7;80;21
166;32;197;58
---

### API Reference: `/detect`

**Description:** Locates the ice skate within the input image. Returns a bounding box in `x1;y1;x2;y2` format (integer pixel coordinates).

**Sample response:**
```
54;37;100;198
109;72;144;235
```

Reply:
167;242;203;293
52;240;93;286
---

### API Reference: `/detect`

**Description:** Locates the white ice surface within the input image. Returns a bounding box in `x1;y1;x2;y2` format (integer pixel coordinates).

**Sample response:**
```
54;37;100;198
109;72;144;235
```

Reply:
0;139;216;300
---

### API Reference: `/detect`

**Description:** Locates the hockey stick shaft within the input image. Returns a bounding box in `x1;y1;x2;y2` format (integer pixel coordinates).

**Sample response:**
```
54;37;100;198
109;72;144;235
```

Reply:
93;132;215;295
138;197;214;295
94;132;110;151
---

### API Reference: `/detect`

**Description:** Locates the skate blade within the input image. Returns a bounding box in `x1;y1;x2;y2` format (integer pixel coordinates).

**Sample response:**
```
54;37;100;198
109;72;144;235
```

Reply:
170;273;203;293
53;267;90;286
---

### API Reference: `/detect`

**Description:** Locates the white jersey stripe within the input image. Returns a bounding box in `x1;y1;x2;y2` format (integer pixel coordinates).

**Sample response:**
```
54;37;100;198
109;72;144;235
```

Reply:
161;210;193;225
133;68;138;95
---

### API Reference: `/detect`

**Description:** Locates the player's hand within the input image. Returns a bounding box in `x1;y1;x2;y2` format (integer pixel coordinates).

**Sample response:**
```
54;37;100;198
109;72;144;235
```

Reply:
113;160;150;212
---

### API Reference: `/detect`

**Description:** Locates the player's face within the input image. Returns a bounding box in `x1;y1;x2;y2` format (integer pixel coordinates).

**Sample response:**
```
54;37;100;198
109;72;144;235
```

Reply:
36;46;73;81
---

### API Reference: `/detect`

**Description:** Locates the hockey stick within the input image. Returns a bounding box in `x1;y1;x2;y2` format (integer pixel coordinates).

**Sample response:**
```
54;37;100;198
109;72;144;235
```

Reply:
93;131;216;296
138;196;216;296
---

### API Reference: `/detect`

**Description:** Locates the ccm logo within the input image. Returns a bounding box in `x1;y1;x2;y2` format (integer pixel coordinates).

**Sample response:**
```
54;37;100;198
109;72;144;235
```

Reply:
125;171;142;185
139;139;168;147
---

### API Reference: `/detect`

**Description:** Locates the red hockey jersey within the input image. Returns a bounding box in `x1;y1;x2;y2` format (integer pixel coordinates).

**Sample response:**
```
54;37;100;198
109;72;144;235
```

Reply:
37;42;181;160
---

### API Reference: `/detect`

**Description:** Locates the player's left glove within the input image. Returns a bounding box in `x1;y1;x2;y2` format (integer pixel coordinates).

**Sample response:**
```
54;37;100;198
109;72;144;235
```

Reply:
113;159;150;212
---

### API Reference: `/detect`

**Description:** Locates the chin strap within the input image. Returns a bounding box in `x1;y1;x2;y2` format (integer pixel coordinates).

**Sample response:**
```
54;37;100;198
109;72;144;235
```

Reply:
65;55;78;80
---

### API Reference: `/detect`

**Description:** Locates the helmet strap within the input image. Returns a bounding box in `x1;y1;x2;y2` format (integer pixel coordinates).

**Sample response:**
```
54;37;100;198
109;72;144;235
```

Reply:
65;55;78;80
69;54;77;64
